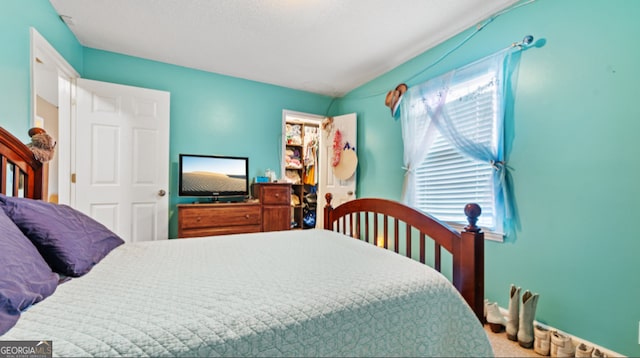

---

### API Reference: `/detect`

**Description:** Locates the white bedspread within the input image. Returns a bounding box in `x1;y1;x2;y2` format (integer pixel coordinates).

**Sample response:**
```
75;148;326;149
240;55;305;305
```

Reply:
3;229;492;357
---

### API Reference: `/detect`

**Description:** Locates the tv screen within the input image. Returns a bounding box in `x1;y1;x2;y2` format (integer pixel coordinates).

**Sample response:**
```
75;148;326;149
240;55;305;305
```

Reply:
179;154;249;198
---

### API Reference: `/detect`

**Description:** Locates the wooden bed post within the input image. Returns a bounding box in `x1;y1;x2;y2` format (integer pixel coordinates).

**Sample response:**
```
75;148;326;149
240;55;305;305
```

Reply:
323;193;333;230
455;203;485;323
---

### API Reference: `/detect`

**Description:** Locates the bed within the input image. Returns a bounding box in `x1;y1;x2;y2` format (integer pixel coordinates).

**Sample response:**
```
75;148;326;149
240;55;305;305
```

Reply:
0;126;491;357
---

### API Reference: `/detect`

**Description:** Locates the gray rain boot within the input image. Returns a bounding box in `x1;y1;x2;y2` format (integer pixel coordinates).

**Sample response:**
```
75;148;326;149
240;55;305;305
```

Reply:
506;284;521;341
517;290;539;348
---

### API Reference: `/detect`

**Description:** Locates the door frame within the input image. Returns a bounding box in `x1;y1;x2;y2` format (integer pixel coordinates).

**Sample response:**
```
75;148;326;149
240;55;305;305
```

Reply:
30;27;79;205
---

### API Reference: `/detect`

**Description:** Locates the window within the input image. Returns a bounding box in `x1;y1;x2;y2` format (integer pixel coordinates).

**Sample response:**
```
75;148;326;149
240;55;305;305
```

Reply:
414;73;498;230
401;50;512;239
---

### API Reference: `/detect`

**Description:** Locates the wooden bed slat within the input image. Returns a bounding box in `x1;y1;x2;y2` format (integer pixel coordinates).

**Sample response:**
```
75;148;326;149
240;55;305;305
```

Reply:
324;193;485;323
393;218;399;254
364;211;369;243
406;224;412;260
1;157;6;194
419;232;425;265
383;214;389;249
13;166;21;197
373;212;378;247
435;243;442;272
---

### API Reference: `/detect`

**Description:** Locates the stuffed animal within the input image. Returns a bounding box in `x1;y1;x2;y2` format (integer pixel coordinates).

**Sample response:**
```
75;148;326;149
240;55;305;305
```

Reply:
26;127;56;163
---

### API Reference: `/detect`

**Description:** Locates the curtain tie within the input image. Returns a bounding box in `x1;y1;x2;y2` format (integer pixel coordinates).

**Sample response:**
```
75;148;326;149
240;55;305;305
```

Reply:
402;166;414;175
490;160;505;171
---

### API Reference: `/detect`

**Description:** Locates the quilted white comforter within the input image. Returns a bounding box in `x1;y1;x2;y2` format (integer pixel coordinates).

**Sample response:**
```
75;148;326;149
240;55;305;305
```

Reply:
3;229;492;357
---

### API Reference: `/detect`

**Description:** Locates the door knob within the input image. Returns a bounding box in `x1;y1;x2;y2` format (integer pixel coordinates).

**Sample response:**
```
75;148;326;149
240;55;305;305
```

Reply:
158;189;166;197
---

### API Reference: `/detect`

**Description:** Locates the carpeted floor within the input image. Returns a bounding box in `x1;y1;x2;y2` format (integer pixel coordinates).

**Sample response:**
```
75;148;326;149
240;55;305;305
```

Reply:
485;325;540;357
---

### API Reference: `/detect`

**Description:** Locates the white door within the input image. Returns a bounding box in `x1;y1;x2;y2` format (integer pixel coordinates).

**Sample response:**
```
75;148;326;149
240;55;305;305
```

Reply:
318;113;357;228
74;79;170;242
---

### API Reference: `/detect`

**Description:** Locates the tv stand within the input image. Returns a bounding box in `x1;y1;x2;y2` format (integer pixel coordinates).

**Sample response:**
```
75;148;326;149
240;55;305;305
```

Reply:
177;183;291;238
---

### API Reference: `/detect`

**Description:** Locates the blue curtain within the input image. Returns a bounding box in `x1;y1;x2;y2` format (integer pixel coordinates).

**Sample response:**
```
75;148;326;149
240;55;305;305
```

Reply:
399;47;517;234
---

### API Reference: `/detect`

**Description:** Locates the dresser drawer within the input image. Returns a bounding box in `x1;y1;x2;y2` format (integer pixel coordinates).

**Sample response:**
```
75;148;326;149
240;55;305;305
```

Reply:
258;185;291;205
180;205;260;228
177;203;262;238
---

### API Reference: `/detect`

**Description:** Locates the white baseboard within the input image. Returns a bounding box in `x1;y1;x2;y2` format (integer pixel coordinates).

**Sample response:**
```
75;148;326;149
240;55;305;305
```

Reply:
495;306;624;357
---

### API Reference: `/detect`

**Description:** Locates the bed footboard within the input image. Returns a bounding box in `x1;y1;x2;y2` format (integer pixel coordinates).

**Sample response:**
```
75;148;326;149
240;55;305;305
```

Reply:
323;193;485;323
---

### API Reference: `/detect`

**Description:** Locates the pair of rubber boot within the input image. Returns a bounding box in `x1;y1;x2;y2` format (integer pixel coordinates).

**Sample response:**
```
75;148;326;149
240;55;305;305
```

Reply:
486;284;539;349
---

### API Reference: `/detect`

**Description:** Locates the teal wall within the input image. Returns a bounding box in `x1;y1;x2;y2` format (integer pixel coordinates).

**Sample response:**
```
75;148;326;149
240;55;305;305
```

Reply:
336;0;640;356
0;0;82;139
2;0;639;356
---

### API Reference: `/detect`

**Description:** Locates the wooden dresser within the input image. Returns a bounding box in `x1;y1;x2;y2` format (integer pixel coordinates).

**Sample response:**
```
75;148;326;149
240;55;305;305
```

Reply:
177;183;292;238
253;183;291;232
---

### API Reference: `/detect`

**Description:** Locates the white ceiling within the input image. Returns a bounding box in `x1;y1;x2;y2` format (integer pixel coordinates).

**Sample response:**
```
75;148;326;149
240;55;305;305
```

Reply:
49;0;519;97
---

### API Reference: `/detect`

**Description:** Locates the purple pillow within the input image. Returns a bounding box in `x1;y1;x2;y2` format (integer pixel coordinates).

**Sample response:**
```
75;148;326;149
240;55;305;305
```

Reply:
0;194;124;277
0;207;59;334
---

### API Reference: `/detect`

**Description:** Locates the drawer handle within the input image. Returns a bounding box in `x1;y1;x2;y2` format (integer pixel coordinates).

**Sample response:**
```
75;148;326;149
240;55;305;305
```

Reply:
275;193;279;198
245;214;250;219
196;216;201;222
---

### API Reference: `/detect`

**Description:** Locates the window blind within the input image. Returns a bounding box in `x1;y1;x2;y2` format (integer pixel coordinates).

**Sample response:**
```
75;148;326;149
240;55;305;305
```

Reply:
414;78;498;229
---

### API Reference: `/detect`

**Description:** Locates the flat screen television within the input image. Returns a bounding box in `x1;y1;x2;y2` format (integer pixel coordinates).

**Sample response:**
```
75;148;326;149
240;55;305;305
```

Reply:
178;154;249;200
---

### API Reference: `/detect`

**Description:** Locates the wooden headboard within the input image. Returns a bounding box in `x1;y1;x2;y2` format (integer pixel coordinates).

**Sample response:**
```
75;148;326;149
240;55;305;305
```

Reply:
0;127;44;199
